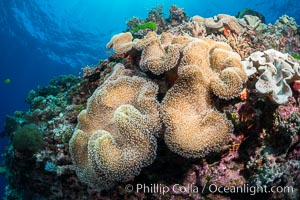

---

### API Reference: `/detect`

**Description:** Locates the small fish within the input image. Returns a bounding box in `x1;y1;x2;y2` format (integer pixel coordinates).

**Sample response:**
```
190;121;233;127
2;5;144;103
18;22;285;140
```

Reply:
4;78;11;84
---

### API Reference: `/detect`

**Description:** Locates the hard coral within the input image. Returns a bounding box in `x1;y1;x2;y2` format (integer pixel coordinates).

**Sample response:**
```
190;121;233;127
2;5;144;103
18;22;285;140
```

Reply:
162;65;233;158
69;64;160;190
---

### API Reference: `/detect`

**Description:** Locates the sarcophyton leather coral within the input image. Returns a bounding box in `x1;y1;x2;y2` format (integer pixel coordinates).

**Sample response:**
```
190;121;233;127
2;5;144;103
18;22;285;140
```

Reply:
162;65;233;158
205;14;244;34
180;38;247;99
106;32;135;54
105;32;247;157
160;36;245;158
243;49;300;104
69;63;160;190
135;31;181;75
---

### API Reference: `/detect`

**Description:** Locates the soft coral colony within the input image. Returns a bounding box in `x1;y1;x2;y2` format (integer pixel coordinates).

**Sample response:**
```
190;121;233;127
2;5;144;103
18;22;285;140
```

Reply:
1;5;300;200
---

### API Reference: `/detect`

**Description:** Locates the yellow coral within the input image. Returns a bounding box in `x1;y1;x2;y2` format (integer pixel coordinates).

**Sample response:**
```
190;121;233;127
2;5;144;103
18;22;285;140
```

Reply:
69;64;160;190
106;32;135;54
162;65;233;158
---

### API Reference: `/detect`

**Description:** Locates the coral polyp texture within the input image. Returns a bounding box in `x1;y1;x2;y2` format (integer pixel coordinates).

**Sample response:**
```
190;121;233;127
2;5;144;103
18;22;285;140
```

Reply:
243;49;300;104
137;32;180;75
162;65;233;158
106;32;135;54
69;63;160;190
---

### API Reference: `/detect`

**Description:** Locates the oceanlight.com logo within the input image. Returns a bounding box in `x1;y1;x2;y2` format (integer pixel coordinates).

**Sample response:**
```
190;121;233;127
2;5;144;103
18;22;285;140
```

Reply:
124;183;294;196
207;184;294;196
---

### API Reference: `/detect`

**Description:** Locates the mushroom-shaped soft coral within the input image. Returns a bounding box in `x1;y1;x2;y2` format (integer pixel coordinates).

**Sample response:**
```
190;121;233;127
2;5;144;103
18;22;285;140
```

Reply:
179;38;247;99
161;65;233;158
138;31;180;75
106;32;135;54
209;47;247;99
91;105;157;181
69;64;160;190
205;14;244;34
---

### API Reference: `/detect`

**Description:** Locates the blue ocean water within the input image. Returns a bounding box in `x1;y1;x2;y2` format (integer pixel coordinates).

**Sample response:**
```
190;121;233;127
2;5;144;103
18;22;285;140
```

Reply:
0;0;299;198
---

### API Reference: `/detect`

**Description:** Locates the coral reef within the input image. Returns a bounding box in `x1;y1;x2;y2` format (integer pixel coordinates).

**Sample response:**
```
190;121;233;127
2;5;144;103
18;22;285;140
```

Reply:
1;5;300;200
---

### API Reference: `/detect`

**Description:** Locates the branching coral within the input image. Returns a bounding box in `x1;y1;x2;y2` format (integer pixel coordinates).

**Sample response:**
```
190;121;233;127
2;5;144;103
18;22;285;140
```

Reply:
243;49;300;104
69;64;160;190
161;65;233;158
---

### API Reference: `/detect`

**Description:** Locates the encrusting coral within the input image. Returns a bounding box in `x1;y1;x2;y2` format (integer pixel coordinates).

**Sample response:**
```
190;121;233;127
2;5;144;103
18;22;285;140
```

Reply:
243;49;300;104
161;65;233;158
69;63;160;190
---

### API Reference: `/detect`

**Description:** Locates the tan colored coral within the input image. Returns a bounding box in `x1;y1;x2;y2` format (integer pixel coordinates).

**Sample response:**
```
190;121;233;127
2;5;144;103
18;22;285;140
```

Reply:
171;35;194;51
226;34;254;59
205;14;244;34
69;64;160;190
138;32;180;75
178;38;247;99
161;65;233;158
106;32;135;54
160;32;175;48
179;39;212;83
192;15;206;24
